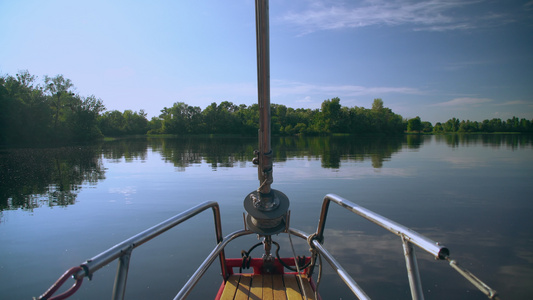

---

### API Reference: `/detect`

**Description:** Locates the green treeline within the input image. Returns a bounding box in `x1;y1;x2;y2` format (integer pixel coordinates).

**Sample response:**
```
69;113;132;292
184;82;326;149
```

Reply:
2;71;532;146
404;116;533;134
1;71;104;145
100;98;403;136
432;117;533;133
140;97;404;136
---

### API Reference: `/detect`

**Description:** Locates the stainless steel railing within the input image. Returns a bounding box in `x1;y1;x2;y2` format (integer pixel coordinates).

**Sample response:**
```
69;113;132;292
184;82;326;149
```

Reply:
40;196;499;300
171;226;372;300
174;229;254;299
73;201;226;300
313;193;499;300
288;228;371;300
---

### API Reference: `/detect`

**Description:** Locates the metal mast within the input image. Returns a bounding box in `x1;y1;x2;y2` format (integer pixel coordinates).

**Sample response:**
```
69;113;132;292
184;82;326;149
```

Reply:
244;0;289;242
256;0;272;196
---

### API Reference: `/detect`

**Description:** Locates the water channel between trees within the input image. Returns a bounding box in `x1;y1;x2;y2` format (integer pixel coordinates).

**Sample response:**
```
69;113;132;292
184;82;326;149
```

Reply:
0;134;532;299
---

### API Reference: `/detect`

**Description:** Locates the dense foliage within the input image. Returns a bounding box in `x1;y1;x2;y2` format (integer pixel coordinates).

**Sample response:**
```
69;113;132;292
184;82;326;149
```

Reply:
0;71;104;145
2;71;532;145
144;97;405;136
432;117;533;133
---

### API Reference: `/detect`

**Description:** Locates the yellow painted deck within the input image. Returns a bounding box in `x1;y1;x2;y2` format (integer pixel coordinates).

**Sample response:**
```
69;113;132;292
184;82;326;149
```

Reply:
220;274;316;300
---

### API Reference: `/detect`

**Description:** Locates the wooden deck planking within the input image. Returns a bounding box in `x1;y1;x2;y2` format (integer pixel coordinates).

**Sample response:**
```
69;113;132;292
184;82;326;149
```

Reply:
284;275;302;300
220;274;314;300
220;275;239;300
248;275;263;300
234;275;252;300
272;275;287;300
262;274;274;300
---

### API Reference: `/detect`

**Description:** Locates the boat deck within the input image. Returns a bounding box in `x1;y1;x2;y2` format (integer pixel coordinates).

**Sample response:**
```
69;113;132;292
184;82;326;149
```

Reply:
219;274;316;300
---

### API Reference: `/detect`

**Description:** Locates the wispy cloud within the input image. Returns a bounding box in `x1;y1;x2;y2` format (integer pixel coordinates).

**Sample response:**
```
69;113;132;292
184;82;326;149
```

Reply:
495;100;530;106
178;79;421;108
296;95;312;103
434;97;493;107
281;0;508;34
272;79;421;98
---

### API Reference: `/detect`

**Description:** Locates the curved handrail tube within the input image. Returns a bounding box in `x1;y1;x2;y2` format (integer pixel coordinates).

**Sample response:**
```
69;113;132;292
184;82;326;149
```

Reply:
317;194;449;260
175;226;371;300
42;197;498;300
448;259;500;300
289;228;371;300
174;229;254;300
75;201;225;279
315;194;498;300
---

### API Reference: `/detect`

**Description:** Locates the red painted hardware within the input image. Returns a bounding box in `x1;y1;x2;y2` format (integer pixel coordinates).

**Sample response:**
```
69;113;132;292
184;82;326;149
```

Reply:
38;266;83;300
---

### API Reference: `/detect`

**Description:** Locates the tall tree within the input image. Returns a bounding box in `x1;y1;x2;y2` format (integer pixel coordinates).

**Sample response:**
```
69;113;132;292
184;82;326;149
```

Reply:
407;116;422;132
69;95;105;141
372;98;384;111
44;74;75;132
320;97;342;133
1;71;51;144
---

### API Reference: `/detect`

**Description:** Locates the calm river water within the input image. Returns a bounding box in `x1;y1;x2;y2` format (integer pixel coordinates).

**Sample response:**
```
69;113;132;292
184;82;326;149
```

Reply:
1;135;532;299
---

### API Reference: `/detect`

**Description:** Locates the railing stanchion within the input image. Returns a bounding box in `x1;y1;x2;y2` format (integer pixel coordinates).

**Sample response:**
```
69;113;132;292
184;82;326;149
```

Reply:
314;194;497;300
112;247;133;300
402;236;424;300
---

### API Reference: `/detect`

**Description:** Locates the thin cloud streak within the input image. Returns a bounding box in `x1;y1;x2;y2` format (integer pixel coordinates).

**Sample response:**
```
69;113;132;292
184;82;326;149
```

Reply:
272;80;421;97
281;0;505;34
177;80;422;106
496;100;530;106
434;97;493;107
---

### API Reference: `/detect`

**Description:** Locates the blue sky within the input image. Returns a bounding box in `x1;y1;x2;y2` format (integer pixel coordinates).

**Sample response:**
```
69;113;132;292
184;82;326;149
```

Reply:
1;0;532;123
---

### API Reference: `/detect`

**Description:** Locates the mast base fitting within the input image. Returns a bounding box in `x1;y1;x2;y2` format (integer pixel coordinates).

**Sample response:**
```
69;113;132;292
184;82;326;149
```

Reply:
244;189;290;235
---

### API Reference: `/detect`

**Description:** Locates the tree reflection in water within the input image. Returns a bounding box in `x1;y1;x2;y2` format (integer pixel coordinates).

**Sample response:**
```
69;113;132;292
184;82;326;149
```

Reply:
2;134;530;211
1;135;408;210
154;135;408;170
0;146;105;210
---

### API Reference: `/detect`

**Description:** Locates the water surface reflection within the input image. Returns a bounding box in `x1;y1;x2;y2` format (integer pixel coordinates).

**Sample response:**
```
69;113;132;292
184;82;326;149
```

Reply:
0;146;104;210
1;135;412;210
2;134;531;211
